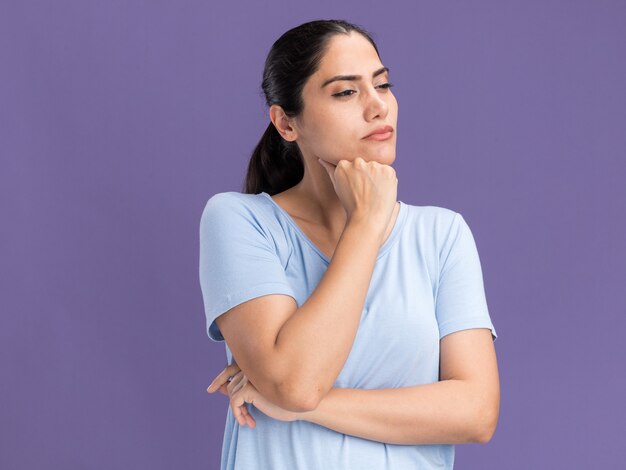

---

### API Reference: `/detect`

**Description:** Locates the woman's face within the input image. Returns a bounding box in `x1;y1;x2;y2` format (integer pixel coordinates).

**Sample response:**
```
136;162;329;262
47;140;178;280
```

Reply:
290;32;398;166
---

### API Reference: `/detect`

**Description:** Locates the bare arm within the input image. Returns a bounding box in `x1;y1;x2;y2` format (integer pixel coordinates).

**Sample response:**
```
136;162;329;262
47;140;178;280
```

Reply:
273;214;386;407
215;213;387;412
214;158;398;412
298;329;500;444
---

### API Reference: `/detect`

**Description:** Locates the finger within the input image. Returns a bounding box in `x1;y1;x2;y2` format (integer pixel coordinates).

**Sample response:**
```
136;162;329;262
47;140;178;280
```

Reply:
317;157;336;171
231;375;248;395
317;158;335;175
230;386;255;427
237;405;249;427
227;371;245;395
317;158;337;186
226;372;245;395
231;396;245;426
207;372;221;393
240;403;256;428
208;374;231;394
208;362;241;393
243;404;256;428
209;362;241;390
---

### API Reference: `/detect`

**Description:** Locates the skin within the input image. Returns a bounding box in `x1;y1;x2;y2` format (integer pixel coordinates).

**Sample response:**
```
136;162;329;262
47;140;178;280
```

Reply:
268;31;400;259
207;31;500;445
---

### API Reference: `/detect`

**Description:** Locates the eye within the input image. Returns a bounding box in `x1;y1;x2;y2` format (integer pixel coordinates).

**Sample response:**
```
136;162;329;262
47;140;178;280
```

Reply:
332;89;356;97
377;82;394;90
332;82;395;98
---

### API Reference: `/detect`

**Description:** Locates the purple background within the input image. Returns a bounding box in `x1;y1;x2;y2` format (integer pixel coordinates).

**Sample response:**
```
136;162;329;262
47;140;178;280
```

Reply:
2;1;624;469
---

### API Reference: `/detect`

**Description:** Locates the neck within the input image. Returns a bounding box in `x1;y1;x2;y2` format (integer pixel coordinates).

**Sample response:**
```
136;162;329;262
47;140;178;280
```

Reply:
289;156;347;232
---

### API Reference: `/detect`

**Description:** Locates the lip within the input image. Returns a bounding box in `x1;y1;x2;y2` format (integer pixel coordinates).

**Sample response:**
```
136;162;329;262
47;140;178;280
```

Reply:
363;125;394;140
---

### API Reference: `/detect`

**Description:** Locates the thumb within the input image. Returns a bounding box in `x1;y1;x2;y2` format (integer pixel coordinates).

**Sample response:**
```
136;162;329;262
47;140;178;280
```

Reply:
317;158;337;184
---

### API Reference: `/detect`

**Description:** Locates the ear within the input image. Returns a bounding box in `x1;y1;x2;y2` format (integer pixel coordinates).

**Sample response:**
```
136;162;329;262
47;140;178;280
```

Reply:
269;105;298;142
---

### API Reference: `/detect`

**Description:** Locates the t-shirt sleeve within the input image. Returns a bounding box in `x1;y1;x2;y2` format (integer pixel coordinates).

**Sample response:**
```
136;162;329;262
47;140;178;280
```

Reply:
435;212;498;342
198;193;296;342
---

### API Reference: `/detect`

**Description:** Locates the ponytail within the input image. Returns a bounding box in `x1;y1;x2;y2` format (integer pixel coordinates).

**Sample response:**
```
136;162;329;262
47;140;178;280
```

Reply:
243;122;304;195
242;19;379;195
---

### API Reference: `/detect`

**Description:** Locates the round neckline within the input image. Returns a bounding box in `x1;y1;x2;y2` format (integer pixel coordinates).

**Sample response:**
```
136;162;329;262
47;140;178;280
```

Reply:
259;191;407;264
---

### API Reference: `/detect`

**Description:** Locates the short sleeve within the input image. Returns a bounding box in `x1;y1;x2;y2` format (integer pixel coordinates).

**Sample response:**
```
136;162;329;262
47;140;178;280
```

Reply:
198;193;296;342
435;212;497;342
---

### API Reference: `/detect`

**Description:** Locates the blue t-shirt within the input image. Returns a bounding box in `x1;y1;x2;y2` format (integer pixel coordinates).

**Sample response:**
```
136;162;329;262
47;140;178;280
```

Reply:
199;191;497;470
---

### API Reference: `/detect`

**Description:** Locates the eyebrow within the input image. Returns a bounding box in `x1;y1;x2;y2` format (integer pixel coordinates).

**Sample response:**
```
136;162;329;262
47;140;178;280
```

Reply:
321;66;390;88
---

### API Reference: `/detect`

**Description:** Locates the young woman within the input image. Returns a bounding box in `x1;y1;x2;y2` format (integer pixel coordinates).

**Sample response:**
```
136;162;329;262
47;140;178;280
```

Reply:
200;19;499;470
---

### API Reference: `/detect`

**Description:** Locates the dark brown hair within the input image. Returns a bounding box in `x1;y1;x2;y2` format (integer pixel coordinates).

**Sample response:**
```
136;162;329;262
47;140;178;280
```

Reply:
243;19;380;195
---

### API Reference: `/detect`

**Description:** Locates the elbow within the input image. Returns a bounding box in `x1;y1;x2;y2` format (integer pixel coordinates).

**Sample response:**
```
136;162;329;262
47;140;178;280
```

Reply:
467;378;500;444
472;402;499;444
270;356;325;412
279;393;319;413
474;422;496;444
275;380;322;413
294;393;321;412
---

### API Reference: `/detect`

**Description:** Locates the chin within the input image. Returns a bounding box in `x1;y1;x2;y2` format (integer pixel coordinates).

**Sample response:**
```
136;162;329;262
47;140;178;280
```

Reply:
368;149;396;165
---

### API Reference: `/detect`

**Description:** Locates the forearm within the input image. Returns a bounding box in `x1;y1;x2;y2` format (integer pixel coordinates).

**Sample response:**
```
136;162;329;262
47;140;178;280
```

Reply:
298;380;492;445
275;216;385;406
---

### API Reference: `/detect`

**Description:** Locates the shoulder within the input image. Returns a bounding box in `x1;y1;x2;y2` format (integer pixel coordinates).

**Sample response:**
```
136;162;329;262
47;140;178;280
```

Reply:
399;203;478;260
199;191;286;245
202;191;259;216
200;191;271;226
401;202;461;235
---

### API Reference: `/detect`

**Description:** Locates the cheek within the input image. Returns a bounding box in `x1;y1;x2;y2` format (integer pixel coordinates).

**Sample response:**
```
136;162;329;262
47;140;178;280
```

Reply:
313;135;362;161
314;116;359;144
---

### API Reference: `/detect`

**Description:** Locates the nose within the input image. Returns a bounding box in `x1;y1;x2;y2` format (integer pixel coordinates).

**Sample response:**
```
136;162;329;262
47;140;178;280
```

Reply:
364;85;389;121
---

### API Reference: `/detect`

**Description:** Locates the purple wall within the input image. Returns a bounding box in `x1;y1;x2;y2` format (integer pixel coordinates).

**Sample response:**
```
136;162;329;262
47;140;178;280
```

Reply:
2;1;624;468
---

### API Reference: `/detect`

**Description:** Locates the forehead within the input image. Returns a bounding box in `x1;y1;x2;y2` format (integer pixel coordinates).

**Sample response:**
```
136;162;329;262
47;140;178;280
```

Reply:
311;33;383;84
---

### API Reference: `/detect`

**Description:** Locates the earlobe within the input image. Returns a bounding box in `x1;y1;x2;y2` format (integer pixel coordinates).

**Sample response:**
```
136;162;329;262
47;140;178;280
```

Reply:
282;126;298;142
269;105;298;142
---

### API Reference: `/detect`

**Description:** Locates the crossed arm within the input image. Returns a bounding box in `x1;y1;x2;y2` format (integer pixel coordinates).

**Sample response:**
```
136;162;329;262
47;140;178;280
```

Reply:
299;328;500;445
215;327;500;445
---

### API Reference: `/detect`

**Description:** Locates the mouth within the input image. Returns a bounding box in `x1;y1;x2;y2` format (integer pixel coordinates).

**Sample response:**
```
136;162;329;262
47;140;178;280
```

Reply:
363;125;394;140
